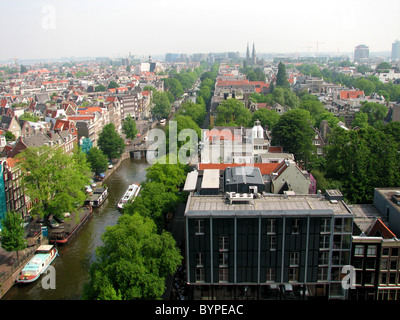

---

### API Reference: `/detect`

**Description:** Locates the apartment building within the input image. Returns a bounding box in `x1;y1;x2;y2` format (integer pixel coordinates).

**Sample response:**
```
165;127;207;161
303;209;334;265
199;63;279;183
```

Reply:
184;168;354;300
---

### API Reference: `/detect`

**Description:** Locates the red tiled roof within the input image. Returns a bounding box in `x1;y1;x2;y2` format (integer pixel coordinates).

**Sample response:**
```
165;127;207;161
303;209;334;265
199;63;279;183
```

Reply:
340;90;364;100
268;146;283;153
368;219;397;238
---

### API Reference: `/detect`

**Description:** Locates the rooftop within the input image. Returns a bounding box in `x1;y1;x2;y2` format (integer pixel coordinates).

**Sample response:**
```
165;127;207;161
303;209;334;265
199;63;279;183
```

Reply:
185;192;353;217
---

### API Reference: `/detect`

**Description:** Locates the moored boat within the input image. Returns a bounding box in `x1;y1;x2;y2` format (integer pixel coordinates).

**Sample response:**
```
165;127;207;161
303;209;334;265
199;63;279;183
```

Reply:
48;206;93;245
16;245;58;284
84;186;109;208
117;183;140;210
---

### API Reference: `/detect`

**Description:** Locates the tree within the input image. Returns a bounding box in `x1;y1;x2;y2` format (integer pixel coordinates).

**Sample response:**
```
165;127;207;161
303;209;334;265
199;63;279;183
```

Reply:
325;127;400;203
124;181;179;231
86;147;109;175
95;84;106;92
163;78;184;100
215;99;252;127
0;211;27;264
122;115;138;140
151;91;171;119
98;123;126;161
108;81;119;89
272;109;315;164
83;213;182;300
177;101;206;127
360;102;388;128
16;146;91;221
276;62;289;88
251;108;280;131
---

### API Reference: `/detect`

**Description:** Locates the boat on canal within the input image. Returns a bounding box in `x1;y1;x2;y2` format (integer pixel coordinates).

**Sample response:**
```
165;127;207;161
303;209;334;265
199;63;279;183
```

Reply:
117;183;140;210
84;186;109;208
48;206;93;245
16;245;58;284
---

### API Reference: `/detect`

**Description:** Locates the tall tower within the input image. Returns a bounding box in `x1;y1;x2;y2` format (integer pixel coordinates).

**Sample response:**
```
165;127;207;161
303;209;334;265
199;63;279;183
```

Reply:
392;40;400;61
246;43;250;59
252;43;257;64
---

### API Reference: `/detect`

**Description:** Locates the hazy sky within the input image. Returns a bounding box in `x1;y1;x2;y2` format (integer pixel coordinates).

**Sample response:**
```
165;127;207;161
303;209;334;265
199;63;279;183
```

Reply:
1;0;399;61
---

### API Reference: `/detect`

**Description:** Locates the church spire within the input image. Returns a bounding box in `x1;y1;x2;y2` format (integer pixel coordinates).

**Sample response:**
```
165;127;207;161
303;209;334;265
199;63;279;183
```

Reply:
246;42;250;59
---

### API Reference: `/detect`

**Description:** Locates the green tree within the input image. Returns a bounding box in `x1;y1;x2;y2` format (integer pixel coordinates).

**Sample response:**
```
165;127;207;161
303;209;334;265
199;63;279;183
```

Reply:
108;81;119;89
124;181;178;231
163;78;184;100
151;91;171;119
16;146;91;222
360;102;388;128
325;127;400;203
0;211;27;264
83;213;182;300
215;99;252;126
251;108;280;131
299;100;326;126
95;85;106;92
276;62;289;88
98;123;126;161
272;109;315;164
177;101;206;127
122;115;138;140
86;147;109;175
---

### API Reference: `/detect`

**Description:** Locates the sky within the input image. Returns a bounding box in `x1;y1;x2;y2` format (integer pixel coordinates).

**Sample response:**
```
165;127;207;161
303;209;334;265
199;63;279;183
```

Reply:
0;0;399;61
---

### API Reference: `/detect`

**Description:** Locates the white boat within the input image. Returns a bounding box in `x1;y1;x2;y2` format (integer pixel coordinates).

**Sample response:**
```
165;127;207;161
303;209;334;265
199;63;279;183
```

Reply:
159;118;166;125
117;183;141;210
16;245;58;284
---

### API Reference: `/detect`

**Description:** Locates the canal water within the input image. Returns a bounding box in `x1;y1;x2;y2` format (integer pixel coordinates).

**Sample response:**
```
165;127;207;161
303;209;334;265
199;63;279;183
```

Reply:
2;157;151;300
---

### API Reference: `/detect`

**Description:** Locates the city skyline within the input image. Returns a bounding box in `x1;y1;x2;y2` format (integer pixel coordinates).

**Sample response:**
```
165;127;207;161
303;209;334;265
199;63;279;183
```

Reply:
0;0;399;61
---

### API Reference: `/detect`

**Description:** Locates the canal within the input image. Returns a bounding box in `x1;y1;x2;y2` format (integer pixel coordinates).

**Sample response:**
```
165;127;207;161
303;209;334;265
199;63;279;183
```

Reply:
2;157;151;300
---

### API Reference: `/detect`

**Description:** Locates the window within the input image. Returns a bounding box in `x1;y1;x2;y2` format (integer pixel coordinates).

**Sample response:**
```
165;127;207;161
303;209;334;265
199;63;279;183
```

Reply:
320;218;330;233
219;253;228;267
290;252;300;267
266;268;276;282
390;259;398;271
196;252;204;267
195;220;204;235
219;236;229;252
354;245;364;256
267;219;276;234
289;268;299;282
382;248;390;256
291;219;300;234
367;245;377;257
320;235;330;250
196;268;205;282
219;268;229;283
318;252;329;265
269;236;277;251
317;267;328;281
381;258;389;271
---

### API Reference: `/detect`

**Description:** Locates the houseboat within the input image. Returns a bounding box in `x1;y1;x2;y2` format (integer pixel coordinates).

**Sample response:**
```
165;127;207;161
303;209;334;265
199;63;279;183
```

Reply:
16;245;58;284
84;187;108;208
117;183;141;210
48;206;93;245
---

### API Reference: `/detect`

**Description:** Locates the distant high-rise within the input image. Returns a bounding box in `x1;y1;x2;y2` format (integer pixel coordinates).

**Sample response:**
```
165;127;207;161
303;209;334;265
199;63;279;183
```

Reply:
392;40;400;61
354;44;369;62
